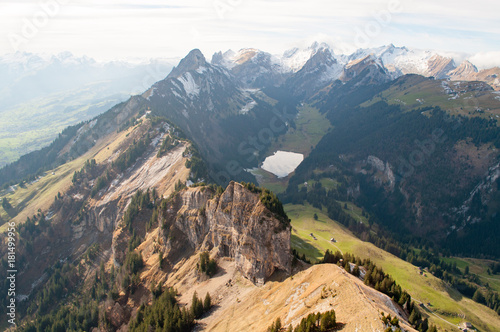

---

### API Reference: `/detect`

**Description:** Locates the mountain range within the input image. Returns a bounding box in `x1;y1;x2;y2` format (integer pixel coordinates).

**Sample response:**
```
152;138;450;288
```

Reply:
2;43;499;168
1;42;500;331
212;42;500;90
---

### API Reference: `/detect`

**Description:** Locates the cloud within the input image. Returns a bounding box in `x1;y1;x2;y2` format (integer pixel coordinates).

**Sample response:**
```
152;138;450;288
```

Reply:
0;0;498;64
468;52;500;69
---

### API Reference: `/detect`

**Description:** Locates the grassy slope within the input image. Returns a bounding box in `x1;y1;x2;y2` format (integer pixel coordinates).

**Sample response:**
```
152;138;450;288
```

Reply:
249;168;288;194
0;123;139;232
286;203;500;332
333;200;370;226
267;104;331;155
298;178;340;192
253;105;331;194
441;257;500;294
361;77;500;122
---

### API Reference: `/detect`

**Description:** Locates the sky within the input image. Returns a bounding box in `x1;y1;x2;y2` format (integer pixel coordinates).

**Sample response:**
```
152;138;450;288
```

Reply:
0;0;499;68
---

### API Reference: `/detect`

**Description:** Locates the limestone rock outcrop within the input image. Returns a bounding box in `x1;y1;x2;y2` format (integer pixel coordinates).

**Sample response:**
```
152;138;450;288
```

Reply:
161;181;291;284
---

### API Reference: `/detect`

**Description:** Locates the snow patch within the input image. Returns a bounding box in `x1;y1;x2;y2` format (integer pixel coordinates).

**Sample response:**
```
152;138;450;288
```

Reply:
171;89;183;99
177;72;199;98
240;100;257;114
17;294;29;302
171;80;181;91
147;87;157;99
196;66;207;74
281;42;332;72
88;119;97;129
319;61;344;82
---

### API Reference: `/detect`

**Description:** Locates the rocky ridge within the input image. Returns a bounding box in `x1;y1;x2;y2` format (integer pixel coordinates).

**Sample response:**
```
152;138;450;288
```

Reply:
159;181;292;284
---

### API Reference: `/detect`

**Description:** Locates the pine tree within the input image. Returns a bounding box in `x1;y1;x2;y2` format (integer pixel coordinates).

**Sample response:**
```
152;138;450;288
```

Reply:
274;317;282;331
2;197;12;210
267;317;282;332
319;310;336;331
419;318;429;332
191;292;204;318
204;293;211;312
472;289;486;304
409;309;419;325
352;265;360;277
158;251;164;269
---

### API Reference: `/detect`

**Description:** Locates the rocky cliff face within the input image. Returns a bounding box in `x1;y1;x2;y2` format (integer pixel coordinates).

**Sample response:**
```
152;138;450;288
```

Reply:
475;67;500;91
448;60;478;80
448;62;500;91
426;54;456;79
161;182;292;284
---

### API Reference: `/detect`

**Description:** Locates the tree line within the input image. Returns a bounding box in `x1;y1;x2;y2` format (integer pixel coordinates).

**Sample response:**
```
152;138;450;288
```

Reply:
267;310;336;332
129;287;212;331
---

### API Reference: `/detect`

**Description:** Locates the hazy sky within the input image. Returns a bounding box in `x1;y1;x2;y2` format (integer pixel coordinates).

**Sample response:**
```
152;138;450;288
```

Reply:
1;0;499;67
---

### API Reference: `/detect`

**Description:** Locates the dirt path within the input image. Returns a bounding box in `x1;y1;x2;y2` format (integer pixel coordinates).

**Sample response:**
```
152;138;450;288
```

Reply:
413;298;459;329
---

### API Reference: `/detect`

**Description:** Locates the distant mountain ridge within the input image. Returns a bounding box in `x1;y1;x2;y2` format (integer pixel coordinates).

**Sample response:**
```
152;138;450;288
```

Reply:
0;51;177;106
2;43;498;168
0;51;176;166
212;42;500;91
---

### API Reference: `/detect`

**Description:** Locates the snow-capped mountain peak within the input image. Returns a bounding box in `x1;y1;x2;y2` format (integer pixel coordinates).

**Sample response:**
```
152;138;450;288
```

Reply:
284;46;344;98
211;48;285;88
211;49;236;68
281;41;332;73
162;43;499;98
145;48;246;116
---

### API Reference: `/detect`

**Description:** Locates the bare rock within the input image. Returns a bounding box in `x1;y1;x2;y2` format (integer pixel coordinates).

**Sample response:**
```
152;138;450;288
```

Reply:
163;181;292;284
